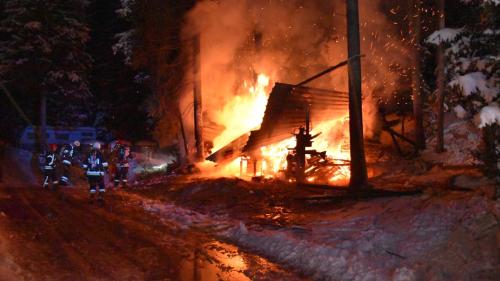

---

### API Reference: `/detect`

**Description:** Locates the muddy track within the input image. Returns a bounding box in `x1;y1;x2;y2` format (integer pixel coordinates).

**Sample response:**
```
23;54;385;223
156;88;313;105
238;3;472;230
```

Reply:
0;185;188;281
0;184;307;281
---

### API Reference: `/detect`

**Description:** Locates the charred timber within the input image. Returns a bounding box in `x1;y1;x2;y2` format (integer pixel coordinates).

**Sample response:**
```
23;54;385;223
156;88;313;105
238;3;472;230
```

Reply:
296;56;364;87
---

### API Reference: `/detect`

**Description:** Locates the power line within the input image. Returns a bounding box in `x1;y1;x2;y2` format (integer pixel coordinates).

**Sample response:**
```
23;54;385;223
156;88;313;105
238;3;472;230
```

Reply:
0;82;34;126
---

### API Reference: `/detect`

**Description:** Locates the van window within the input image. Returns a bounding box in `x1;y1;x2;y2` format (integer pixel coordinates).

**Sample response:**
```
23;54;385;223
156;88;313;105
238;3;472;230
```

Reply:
81;132;94;137
27;133;49;139
55;133;69;140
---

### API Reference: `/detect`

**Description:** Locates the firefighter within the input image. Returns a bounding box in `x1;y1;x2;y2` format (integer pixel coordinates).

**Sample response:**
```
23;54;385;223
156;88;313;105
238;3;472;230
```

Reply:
59;140;81;186
42;144;59;190
113;144;132;188
82;142;108;202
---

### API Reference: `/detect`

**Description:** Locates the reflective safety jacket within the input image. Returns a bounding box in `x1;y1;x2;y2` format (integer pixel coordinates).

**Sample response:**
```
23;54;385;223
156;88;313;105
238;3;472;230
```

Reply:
115;146;132;168
43;152;57;171
82;151;108;177
60;144;75;166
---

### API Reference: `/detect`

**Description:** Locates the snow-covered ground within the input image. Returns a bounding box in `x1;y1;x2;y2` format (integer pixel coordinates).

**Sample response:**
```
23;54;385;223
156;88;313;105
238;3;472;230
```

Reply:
133;189;499;281
422;119;481;166
131;151;175;174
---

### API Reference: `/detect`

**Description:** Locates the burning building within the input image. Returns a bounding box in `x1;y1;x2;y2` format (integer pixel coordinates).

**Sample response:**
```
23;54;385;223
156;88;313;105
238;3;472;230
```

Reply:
177;0;411;184
207;76;352;184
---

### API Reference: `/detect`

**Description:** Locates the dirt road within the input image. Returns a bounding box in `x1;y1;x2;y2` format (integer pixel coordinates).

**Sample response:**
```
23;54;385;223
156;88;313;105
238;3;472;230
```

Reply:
0;183;305;281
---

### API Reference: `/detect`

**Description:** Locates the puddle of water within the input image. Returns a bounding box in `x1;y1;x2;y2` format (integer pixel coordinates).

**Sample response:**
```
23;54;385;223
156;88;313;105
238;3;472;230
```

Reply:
179;241;250;281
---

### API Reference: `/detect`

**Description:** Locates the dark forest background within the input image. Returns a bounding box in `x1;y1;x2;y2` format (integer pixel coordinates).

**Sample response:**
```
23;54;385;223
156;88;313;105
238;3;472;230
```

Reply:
0;0;497;174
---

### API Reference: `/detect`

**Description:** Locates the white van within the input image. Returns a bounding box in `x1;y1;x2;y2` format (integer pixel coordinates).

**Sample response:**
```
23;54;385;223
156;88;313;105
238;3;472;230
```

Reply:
20;126;97;150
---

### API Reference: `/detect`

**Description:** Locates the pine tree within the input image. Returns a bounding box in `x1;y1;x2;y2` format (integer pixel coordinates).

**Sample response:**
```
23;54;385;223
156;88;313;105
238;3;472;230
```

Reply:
426;0;499;181
0;0;92;126
112;0;196;148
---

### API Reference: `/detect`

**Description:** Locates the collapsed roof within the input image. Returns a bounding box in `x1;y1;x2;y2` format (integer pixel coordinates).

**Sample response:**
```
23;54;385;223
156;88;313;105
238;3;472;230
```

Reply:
207;82;349;163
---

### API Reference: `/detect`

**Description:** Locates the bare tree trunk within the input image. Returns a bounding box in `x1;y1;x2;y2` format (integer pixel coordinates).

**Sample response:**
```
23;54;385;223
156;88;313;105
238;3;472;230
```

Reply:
482;124;499;179
346;0;368;190
435;0;446;153
410;0;425;150
39;92;47;153
482;124;500;199
193;35;204;161
177;109;189;161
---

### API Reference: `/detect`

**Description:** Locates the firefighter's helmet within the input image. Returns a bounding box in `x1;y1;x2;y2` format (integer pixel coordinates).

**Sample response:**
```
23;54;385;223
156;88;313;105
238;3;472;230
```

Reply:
49;144;58;152
73;140;81;147
92;142;101;151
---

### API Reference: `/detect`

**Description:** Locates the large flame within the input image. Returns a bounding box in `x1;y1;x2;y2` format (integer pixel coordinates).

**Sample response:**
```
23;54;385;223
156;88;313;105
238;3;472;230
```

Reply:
212;74;271;151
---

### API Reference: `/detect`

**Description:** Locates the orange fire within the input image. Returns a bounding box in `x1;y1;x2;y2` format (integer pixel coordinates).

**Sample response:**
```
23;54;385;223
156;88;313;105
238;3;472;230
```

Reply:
212;74;271;152
258;117;351;184
211;73;351;184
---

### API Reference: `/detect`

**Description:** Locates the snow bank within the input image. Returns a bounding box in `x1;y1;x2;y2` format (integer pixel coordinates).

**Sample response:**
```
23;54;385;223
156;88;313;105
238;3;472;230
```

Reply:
226;196;491;281
137;192;497;281
422;120;481;166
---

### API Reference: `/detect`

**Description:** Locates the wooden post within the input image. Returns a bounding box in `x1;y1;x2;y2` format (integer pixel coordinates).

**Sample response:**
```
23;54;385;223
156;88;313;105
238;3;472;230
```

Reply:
193;35;204;161
435;0;446;153
346;0;368;189
410;0;425;150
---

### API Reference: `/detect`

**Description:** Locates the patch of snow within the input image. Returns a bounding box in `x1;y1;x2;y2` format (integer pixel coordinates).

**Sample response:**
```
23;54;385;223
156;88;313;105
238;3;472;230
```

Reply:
137;191;494;281
131;152;175;174
476;103;500;128
453;105;467;119
392;267;416;281
426;28;463;45
483;29;499;35
423;120;480;166
116;0;136;17
449;72;498;102
461;0;500;5
112;30;135;65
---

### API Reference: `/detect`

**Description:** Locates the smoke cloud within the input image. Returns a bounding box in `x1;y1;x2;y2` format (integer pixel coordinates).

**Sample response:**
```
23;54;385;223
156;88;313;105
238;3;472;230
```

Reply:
180;0;410;149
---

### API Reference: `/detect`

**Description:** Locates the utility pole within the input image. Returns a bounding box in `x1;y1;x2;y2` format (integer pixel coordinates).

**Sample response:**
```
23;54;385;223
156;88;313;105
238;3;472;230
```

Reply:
435;0;446;153
346;0;368;189
193;34;204;161
410;0;425;150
